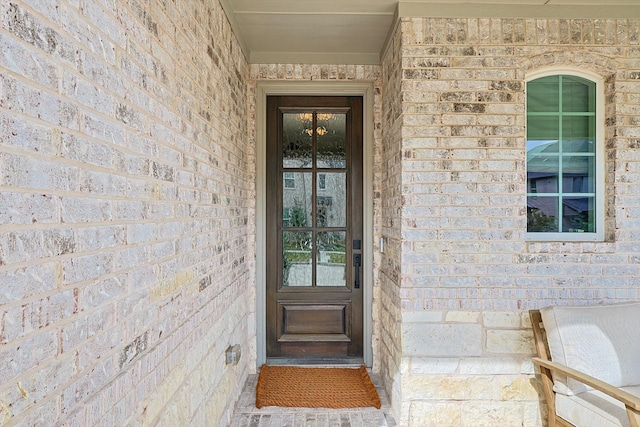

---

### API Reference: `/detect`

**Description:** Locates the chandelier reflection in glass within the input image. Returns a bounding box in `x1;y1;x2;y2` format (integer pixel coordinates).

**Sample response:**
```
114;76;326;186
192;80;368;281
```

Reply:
298;113;335;136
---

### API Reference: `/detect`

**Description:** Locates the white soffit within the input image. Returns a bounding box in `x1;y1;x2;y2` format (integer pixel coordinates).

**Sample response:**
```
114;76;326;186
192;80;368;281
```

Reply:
220;0;640;65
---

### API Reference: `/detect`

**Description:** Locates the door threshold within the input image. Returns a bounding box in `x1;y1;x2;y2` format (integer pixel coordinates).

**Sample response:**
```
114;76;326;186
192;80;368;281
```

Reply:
265;357;365;367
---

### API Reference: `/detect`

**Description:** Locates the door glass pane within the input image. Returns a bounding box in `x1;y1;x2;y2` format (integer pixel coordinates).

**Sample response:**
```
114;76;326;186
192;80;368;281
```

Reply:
316;172;346;227
527;155;559;193
282;172;312;227
527;196;559;232
562;196;595;232
317;231;346;287
283;113;312;168
283;231;312;287
317;113;346;168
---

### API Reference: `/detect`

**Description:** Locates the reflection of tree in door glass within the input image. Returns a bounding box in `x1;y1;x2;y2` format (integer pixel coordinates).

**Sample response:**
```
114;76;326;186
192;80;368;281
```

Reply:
282;231;312;287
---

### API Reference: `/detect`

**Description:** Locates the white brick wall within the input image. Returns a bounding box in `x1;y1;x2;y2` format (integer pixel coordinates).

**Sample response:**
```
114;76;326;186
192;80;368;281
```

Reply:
384;16;640;426
0;0;252;425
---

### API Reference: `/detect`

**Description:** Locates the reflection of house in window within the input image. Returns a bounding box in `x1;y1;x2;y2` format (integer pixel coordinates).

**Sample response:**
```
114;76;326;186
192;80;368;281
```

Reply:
283;172;295;189
566;175;588;193
526;140;594;232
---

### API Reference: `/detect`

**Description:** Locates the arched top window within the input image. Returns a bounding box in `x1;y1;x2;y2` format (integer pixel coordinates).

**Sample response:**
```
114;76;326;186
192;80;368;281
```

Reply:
526;70;605;241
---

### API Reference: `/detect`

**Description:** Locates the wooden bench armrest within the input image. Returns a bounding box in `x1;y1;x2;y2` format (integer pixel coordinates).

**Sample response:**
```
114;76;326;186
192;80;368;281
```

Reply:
532;357;640;411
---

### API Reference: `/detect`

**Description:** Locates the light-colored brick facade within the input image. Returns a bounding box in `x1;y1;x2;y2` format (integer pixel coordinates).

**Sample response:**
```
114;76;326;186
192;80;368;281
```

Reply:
381;16;640;426
1;0;252;425
2;1;640;426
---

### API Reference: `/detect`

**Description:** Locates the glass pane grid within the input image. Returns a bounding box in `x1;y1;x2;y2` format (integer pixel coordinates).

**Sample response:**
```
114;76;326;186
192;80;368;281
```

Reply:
526;74;597;235
280;108;350;288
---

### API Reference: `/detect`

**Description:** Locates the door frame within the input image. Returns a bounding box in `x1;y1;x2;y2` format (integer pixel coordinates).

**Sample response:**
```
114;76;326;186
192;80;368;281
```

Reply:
256;81;374;367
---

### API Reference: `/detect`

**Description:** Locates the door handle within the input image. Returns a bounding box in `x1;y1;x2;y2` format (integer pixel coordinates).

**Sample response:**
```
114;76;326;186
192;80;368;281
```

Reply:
353;254;362;289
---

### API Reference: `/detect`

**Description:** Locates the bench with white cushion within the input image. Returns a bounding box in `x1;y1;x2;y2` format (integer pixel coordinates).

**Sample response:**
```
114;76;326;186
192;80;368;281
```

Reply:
530;302;640;427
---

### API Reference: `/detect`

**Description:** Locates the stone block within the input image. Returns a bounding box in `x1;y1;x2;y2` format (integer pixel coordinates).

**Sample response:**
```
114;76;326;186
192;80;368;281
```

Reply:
409;401;461;426
459;356;523;375
500;377;540;401
445;311;480;323
403;375;502;400
402;322;482;356
483;311;522;328
410;357;460;374
486;330;534;354
461;402;525;427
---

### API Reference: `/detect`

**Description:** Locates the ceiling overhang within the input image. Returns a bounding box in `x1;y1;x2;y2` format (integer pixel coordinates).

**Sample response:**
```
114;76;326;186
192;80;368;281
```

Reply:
220;1;640;66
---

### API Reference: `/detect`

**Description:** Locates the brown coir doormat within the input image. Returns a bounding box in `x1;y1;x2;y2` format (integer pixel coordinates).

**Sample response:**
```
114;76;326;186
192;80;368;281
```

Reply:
256;365;381;409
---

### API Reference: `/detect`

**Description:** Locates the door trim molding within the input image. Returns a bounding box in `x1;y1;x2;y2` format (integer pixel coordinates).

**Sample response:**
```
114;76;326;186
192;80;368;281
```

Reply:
255;81;374;367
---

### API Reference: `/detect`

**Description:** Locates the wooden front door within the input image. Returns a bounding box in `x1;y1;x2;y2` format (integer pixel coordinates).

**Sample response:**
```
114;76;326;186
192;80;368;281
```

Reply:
266;96;363;362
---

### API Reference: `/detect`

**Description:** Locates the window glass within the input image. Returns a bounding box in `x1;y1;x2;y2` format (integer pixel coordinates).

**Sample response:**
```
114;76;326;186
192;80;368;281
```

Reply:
526;74;600;239
527;75;559;112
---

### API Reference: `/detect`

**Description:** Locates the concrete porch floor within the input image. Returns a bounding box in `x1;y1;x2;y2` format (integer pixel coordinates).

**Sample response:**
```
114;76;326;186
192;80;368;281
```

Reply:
230;371;396;427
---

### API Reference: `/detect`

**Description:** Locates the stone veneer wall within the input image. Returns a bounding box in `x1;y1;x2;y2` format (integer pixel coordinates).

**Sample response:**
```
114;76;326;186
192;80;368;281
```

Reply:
0;0;252;426
386;16;640;426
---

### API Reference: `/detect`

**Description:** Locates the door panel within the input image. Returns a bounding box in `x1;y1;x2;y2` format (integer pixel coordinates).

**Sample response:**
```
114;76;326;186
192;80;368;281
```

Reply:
266;96;363;361
279;302;350;338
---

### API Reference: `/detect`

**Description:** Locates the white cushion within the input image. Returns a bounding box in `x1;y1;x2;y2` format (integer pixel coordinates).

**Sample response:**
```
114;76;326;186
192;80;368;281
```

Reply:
556;386;640;427
540;302;640;395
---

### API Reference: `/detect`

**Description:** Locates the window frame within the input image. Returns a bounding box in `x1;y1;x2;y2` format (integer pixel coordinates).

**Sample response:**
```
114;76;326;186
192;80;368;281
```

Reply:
525;68;605;242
